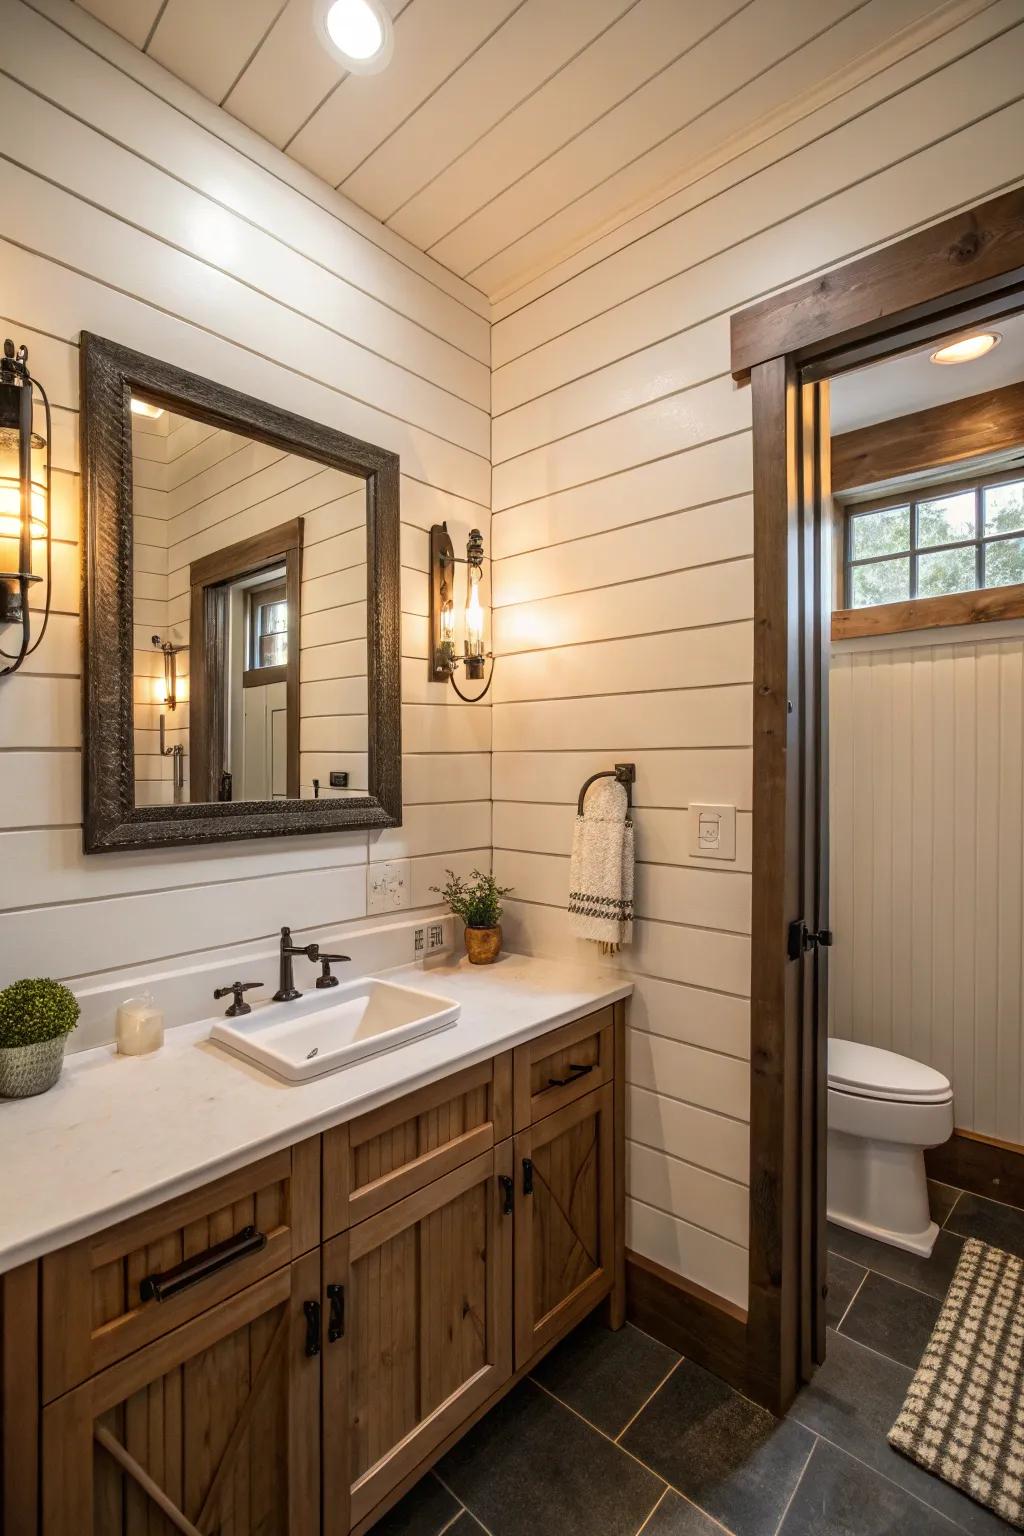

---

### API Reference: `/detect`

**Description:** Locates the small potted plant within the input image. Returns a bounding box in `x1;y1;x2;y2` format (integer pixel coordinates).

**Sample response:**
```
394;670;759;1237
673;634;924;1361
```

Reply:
432;869;513;965
0;978;80;1098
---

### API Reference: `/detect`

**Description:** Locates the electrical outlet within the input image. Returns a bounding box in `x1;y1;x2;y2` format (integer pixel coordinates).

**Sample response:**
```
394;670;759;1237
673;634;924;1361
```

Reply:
428;922;445;952
413;925;426;957
366;859;411;914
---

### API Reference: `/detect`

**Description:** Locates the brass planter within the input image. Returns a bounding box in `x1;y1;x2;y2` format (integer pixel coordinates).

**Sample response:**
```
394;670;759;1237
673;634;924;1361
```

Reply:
0;1034;66;1098
464;925;502;965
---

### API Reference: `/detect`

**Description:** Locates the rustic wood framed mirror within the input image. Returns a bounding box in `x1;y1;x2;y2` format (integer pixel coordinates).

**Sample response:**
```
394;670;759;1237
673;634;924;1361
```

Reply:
80;332;401;852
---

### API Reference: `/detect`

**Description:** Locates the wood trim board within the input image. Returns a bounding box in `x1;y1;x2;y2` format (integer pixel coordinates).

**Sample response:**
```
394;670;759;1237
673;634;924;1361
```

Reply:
926;1129;1024;1211
832;580;1024;639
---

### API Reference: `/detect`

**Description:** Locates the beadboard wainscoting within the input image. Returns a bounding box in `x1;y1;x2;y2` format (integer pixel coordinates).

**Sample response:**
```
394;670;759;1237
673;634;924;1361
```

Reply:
489;0;1024;1309
0;0;491;1013
831;625;1024;1146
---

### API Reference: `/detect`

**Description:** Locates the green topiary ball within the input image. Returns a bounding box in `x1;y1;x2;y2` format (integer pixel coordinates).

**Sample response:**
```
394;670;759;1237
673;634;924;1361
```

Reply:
0;978;80;1048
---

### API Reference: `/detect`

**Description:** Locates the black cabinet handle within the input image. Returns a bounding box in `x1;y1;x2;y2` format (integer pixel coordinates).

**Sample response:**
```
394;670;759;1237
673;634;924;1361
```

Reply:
498;1174;514;1215
304;1299;321;1357
546;1062;594;1089
326;1283;345;1342
139;1225;267;1303
522;1158;534;1197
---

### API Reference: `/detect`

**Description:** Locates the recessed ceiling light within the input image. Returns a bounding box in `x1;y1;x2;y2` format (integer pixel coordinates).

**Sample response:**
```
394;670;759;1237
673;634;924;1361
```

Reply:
930;332;1002;365
317;0;393;72
130;399;164;419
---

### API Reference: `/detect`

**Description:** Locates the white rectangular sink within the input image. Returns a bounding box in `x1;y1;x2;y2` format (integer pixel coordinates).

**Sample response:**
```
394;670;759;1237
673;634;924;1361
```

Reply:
210;976;460;1082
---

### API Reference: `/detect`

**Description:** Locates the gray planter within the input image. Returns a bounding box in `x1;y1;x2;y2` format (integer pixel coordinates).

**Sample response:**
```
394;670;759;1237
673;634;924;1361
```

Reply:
0;1035;66;1098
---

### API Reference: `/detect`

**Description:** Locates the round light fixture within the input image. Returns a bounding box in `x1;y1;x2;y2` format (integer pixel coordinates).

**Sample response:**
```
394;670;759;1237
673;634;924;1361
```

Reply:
317;0;393;72
930;332;1002;365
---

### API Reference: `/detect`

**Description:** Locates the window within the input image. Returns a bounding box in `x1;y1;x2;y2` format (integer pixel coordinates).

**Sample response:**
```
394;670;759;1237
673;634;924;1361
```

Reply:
844;472;1024;609
246;578;288;670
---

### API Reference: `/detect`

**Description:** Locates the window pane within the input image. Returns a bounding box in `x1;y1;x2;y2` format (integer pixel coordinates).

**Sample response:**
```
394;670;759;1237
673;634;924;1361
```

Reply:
917;490;975;548
850;506;910;559
918;545;977;597
850;557;910;608
985;536;1024;588
984;480;1024;537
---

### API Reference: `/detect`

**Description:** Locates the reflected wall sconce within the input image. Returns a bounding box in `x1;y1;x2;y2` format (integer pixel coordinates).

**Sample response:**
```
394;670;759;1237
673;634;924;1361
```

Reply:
429;522;494;701
151;633;187;711
0;339;51;678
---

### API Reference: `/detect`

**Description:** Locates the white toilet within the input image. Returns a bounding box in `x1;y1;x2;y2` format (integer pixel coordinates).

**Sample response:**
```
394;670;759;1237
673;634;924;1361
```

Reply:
827;1038;954;1258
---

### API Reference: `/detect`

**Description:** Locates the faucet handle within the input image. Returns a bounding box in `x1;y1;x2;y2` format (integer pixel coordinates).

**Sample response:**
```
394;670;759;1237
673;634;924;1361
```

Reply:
316;954;351;989
213;981;263;1017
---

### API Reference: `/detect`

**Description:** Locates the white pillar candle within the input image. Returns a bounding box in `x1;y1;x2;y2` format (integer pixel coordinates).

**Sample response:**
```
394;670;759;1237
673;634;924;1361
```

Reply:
116;993;164;1056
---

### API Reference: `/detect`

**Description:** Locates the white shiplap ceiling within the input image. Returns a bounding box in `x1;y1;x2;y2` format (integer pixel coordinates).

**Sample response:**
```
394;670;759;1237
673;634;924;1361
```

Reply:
74;0;972;300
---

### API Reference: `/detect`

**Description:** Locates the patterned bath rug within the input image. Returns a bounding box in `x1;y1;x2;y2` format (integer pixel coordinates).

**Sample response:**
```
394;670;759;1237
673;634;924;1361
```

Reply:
889;1236;1024;1529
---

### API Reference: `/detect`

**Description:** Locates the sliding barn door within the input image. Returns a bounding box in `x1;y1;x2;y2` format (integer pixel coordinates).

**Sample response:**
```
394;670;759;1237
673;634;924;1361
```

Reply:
747;361;831;1409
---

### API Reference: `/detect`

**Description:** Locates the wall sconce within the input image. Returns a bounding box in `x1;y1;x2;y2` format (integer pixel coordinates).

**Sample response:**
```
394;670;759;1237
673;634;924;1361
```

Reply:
0;339;51;678
151;634;187;711
429;522;494;701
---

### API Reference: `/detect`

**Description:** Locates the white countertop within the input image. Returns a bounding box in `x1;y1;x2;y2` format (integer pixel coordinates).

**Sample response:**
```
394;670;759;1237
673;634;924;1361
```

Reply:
0;953;631;1275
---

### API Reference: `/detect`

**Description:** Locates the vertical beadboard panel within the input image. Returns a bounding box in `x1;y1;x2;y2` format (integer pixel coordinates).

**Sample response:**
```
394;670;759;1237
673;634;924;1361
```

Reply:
830;629;1024;1143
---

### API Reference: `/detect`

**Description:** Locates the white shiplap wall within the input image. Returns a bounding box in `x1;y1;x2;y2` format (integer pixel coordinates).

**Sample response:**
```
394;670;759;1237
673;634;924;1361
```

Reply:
831;627;1024;1146
490;0;1024;1308
0;1;490;1005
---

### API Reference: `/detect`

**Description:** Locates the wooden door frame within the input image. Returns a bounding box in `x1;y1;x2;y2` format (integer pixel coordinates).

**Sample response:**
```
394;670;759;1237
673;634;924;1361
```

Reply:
731;187;1024;1413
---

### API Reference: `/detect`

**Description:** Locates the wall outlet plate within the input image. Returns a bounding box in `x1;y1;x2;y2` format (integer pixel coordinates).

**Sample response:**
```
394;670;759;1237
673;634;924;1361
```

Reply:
366;859;411;913
329;770;349;788
688;803;736;860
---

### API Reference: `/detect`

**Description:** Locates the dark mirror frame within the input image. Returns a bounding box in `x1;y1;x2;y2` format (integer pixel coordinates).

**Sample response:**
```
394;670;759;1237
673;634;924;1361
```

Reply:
80;332;402;853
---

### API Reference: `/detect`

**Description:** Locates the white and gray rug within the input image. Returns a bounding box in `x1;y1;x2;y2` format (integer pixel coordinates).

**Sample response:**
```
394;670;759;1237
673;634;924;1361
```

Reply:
889;1236;1024;1529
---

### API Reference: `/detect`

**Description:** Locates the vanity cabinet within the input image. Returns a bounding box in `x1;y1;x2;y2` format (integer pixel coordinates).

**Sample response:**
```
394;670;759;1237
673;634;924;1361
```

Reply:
5;1002;624;1536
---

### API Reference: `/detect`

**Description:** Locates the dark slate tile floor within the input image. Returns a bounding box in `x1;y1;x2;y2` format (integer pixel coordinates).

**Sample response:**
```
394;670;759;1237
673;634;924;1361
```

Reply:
368;1181;1024;1536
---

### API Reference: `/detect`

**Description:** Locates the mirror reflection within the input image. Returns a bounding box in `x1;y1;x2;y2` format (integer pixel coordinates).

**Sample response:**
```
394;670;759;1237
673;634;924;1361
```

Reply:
130;393;368;807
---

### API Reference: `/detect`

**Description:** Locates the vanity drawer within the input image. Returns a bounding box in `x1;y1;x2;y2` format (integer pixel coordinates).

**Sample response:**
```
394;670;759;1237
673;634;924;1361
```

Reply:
323;1053;513;1237
513;1007;614;1130
41;1137;319;1401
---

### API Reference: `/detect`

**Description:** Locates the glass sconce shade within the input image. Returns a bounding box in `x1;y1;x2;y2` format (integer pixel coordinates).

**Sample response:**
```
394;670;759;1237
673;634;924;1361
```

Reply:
0;340;51;672
428;521;493;698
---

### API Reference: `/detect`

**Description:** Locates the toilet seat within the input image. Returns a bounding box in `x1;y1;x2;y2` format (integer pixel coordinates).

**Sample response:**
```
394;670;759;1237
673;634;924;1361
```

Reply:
828;1038;952;1105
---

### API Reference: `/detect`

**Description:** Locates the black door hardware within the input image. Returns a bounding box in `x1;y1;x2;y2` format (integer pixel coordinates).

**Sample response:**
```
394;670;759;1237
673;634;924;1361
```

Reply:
498;1174;514;1215
304;1299;321;1357
326;1283;345;1342
218;770;233;802
522;1158;534;1197
546;1062;594;1088
213;980;264;1017
316;953;352;989
787;920;834;961
139;1225;266;1303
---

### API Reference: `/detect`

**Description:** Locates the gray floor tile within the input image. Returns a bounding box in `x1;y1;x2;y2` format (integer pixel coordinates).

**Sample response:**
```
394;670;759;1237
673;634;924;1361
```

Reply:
839;1271;941;1369
929;1181;963;1227
826;1221;964;1299
620;1358;814;1536
778;1438;961;1535
825;1252;866;1329
945;1192;1024;1258
446;1515;487;1535
366;1474;461;1536
640;1488;736;1535
790;1330;1011;1534
438;1379;663;1536
531;1318;678;1438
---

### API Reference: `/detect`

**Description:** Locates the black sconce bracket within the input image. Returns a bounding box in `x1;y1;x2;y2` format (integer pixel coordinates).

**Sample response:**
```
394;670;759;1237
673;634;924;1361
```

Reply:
428;520;495;701
0;338;52;678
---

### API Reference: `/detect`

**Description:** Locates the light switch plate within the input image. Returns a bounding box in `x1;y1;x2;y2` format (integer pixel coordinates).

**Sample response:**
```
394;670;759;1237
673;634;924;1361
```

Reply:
688;803;736;860
366;859;411;913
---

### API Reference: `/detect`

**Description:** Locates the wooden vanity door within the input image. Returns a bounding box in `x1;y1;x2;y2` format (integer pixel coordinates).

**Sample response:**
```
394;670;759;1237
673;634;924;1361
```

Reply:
514;1084;615;1367
323;1144;514;1533
42;1254;320;1536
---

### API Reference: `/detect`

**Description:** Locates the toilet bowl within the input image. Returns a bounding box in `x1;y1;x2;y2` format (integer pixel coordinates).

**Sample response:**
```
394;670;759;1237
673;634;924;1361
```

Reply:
827;1038;953;1258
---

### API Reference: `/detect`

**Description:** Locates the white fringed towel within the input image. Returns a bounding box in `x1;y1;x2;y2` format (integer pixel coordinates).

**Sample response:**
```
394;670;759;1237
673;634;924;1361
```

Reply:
568;777;634;953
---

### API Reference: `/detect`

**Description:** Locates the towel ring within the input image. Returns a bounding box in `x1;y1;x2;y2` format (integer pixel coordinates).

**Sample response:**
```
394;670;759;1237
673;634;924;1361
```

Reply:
576;762;636;816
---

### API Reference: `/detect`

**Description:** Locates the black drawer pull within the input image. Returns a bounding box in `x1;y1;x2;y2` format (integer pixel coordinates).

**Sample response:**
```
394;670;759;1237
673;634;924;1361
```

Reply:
546;1061;594;1089
498;1174;514;1216
326;1283;345;1343
522;1158;534;1197
304;1299;321;1357
139;1224;267;1304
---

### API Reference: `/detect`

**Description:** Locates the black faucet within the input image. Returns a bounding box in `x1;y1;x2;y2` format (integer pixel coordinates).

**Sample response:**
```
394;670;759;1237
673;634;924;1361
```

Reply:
316;952;351;989
274;926;321;1002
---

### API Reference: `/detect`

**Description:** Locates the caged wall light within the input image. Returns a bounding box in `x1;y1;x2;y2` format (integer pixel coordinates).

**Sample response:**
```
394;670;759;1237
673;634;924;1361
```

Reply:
429;522;494;701
0;339;52;678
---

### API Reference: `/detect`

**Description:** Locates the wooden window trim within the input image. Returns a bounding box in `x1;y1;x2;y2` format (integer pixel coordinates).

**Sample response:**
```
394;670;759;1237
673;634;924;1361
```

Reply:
833;580;1024;640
